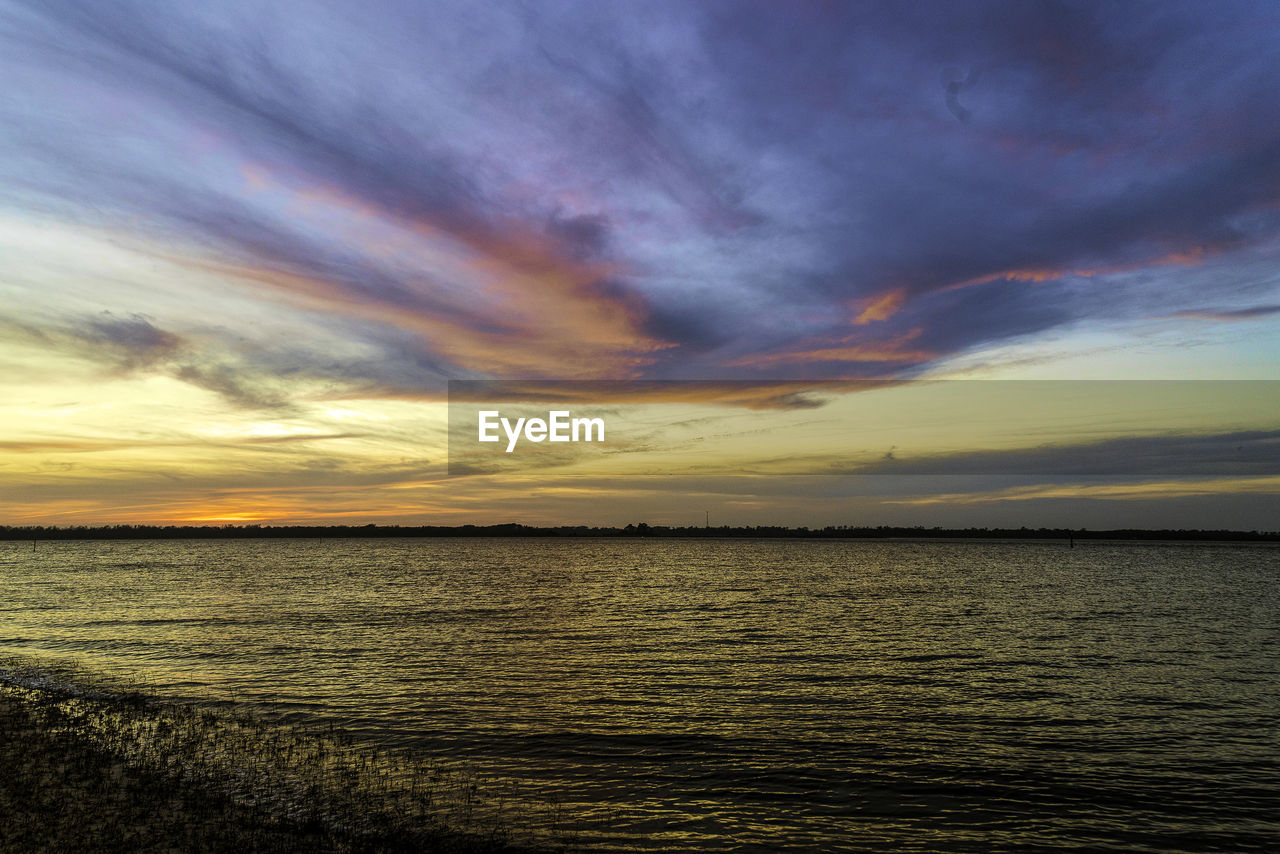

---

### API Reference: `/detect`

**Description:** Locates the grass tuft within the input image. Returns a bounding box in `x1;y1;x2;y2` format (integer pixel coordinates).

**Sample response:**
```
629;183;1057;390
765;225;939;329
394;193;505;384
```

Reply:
0;655;574;853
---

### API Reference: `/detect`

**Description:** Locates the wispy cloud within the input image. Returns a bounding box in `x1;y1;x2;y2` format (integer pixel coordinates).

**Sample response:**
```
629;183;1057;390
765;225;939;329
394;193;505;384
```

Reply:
1170;305;1280;322
847;429;1280;477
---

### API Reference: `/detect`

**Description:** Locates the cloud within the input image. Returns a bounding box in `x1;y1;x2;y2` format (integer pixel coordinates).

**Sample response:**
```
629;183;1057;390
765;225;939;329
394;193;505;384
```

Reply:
1;0;1279;391
0;432;360;454
846;429;1280;477
81;313;182;370
2;311;297;411
885;475;1280;506
852;288;909;325
445;379;893;410
170;362;290;411
0;312;183;374
1170;305;1280;321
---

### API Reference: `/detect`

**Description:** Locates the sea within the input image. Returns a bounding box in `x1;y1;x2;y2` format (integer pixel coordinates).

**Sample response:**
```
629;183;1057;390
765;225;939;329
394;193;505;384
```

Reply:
2;537;1278;851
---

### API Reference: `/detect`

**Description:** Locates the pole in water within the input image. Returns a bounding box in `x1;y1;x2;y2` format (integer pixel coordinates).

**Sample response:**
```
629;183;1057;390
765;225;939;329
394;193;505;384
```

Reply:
705;510;710;529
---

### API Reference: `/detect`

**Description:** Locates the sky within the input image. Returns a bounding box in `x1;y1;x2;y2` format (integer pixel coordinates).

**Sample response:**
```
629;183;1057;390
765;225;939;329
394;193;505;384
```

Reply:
1;0;1278;528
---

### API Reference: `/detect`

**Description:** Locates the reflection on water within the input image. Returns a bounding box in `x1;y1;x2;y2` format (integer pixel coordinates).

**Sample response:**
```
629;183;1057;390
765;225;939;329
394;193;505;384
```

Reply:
2;538;1278;851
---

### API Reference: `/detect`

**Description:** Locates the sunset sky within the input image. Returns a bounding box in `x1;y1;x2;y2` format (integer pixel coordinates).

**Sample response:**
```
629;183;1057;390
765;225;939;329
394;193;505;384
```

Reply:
2;0;1278;528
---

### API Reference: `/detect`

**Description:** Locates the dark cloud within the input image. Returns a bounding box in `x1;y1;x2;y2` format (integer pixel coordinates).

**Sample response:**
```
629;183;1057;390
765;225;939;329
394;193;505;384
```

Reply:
1;312;183;375
82;313;182;370
170;362;290;411
546;212;611;260
941;66;979;124
11;311;301;411
847;430;1280;477
905;280;1077;354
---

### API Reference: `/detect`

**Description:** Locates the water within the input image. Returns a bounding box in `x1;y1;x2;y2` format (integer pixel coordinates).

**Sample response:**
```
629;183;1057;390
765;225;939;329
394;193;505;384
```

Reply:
2;537;1278;851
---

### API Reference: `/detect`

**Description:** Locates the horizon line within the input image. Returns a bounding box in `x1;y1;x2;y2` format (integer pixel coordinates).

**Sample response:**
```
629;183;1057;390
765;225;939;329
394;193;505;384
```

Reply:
3;522;1277;542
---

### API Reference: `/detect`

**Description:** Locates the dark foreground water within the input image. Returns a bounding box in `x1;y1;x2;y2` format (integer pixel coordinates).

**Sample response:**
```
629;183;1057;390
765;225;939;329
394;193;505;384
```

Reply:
2;538;1278;851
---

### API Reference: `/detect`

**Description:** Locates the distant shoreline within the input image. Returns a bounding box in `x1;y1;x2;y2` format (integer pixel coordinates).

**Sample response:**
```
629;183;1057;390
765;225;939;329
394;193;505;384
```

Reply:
4;523;1278;542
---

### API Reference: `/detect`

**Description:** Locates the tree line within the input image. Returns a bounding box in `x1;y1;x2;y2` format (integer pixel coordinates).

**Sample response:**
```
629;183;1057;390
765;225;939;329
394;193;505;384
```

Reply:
2;523;1276;541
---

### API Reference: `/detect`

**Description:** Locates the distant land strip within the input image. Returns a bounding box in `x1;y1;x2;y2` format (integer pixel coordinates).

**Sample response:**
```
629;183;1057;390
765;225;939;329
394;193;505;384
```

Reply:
3;524;1278;542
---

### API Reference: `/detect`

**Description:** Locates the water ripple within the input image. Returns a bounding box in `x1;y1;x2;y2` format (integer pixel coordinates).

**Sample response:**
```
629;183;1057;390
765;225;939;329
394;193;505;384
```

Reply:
2;537;1278;851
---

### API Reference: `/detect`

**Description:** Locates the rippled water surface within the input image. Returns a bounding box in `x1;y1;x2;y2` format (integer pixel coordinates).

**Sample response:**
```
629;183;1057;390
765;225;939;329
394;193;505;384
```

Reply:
2;537;1278;851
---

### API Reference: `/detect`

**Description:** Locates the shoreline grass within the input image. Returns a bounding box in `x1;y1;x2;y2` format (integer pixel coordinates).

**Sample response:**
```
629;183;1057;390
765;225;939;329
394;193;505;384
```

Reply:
0;657;570;853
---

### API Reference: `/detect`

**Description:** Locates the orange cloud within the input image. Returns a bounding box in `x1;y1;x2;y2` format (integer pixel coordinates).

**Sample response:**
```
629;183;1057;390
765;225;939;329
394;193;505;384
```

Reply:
446;379;899;410
852;287;907;324
728;328;934;368
216;164;670;379
943;245;1218;292
186;253;665;380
